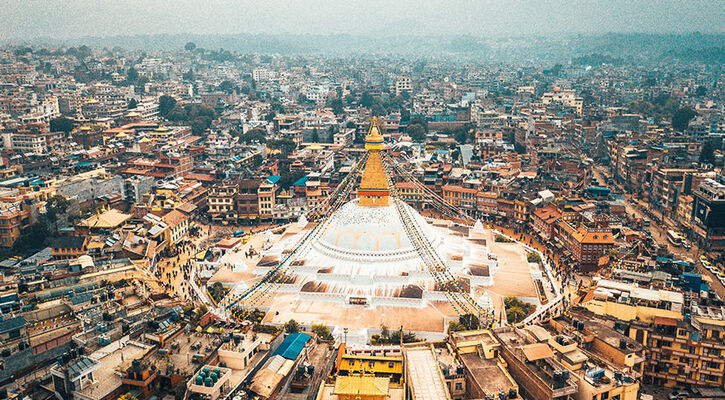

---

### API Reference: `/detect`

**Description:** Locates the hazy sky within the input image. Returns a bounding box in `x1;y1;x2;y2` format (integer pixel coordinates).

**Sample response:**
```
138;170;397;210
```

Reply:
1;0;723;41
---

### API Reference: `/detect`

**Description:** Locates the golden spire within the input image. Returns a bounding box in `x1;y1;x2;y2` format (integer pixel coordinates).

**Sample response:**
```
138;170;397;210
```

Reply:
358;117;390;207
365;117;385;151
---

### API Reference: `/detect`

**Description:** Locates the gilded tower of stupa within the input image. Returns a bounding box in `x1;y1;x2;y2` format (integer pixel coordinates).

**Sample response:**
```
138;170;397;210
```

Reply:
358;117;390;207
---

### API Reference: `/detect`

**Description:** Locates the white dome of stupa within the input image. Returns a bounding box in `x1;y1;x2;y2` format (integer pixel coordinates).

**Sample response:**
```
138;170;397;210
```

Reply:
312;198;441;262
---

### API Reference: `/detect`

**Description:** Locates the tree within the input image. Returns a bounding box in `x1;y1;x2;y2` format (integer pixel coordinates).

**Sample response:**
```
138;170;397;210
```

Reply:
240;128;267;143
184;42;197;51
459;313;480;330
191;117;211;135
329;98;344;115
400;108;411;123
455;129;468;144
278;170;305;189
134;76;149;93
699;141;715;164
126;67;138;83
695;86;707;97
127;98;138;110
182;69;194;82
284;319;300;333
158;95;177;117
268;138;297;157
407;123;426;143
672;107;697;132
360;91;374;108
218;80;237;94
50;117;74;134
504;296;536;324
311;324;334;342
311;128;320;143
46;195;71;231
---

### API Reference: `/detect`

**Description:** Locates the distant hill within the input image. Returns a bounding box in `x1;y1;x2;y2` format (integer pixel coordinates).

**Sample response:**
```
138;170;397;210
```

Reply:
20;32;725;63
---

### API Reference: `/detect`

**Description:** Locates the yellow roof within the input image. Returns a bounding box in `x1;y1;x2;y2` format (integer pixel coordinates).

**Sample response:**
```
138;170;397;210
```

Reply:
333;375;389;397
79;208;131;229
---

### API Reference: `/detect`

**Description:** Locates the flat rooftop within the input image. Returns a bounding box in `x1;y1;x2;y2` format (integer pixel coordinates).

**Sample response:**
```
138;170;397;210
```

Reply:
459;353;516;395
80;339;149;400
153;331;219;375
404;345;450;400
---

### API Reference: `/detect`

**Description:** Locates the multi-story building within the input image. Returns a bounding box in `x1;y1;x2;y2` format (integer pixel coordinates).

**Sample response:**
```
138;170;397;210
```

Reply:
691;178;725;250
208;181;238;224
237;179;261;223
579;279;684;323
0;202;33;247
394;76;412;96
124;176;154;205
493;326;578;400
395;182;424;210
449;330;520;400
11;127;66;155
258;181;276;221
555;221;614;270
532;206;561;241
649;168;696;218
442;185;477;216
628;305;725;388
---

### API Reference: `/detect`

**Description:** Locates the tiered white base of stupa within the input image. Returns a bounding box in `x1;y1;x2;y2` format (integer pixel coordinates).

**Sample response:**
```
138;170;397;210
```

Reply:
251;198;499;309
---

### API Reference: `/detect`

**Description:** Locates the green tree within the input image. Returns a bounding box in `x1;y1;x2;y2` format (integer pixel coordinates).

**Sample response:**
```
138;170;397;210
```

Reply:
504;296;536;324
455;129;468;144
182;69;194;81
311;128;320;143
126;67;138;83
407;123;426;143
699;141;715;164
459;313;480;330
127;98;138;109
265;111;276;123
329;98;344;115
672;107;697;132
191;117;211;135
50;117;74;134
267;139;297;157
695;86;707;97
184;42;197;51
218;80;237;94
311;324;334;342
284;319;300;334
360;91;374;108
158;95;177;117
46;195;71;231
240;127;267;143
134;76;149;93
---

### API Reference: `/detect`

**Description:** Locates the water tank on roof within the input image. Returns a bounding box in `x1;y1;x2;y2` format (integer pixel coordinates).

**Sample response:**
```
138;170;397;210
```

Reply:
204;377;213;387
195;376;203;385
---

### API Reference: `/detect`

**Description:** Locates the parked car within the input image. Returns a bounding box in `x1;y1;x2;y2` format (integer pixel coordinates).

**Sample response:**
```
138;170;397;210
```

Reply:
669;390;690;400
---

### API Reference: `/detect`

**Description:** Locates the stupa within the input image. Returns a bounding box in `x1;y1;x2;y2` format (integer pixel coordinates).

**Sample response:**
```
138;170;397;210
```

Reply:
222;118;546;334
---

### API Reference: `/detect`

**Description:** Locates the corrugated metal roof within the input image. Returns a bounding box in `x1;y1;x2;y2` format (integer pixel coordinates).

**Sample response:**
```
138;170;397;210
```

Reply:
67;357;98;378
272;332;311;360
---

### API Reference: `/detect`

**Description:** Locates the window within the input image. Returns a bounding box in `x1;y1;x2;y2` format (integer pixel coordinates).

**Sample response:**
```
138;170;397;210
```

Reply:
388;362;394;369
602;392;609;400
369;362;375;369
454;382;463;391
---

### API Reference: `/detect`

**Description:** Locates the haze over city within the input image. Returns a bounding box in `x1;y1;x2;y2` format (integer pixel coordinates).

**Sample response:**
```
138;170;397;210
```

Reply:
1;0;723;41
